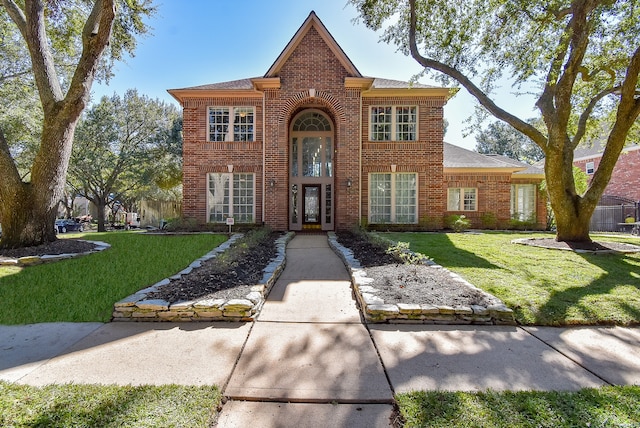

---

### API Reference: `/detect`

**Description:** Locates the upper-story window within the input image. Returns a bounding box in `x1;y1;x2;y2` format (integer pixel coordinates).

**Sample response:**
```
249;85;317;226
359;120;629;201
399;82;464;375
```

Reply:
585;161;595;175
208;107;254;142
370;106;417;141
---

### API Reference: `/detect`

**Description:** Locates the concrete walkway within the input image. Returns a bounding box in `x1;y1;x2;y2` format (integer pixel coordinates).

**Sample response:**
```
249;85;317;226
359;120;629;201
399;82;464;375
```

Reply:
2;234;640;427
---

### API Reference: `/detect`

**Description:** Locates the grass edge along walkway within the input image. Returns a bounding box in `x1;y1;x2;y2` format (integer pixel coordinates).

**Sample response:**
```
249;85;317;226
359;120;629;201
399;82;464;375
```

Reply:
396;386;640;427
0;381;221;427
0;232;228;325
381;232;640;326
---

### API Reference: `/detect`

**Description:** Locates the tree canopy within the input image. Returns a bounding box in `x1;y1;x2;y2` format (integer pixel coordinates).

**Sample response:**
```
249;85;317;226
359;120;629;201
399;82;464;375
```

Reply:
68;89;181;231
0;0;154;248
475;120;545;164
351;0;640;242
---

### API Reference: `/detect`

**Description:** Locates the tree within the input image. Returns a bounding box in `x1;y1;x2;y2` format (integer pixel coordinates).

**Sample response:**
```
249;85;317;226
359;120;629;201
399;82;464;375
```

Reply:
476;120;545;164
68;90;181;231
352;0;640;242
0;0;154;249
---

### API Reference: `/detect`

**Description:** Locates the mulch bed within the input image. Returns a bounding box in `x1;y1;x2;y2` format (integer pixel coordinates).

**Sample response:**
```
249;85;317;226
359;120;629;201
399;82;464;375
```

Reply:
515;237;640;253
0;239;96;260
335;231;500;307
146;231;279;303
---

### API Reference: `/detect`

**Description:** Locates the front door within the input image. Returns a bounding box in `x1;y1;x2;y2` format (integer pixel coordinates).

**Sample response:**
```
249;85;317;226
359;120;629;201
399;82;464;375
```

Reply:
289;110;334;231
303;185;321;225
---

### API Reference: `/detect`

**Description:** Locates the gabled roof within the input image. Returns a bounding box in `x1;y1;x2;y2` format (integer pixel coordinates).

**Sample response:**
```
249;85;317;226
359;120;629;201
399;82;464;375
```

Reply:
443;142;544;176
265;11;361;78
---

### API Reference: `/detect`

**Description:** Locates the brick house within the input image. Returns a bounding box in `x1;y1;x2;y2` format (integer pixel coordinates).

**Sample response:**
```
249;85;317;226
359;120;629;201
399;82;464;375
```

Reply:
573;141;640;203
168;11;546;232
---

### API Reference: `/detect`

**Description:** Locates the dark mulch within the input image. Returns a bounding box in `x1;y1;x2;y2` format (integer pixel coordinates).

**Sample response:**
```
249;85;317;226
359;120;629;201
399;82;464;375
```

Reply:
335;231;500;307
147;231;279;303
517;237;640;253
0;239;96;260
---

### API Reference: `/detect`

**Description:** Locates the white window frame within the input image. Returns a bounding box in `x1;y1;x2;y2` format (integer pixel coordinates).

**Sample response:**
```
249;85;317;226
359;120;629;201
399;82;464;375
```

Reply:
447;188;477;211
207;173;255;223
207;106;255;142
585;161;595;175
511;184;537;221
370;106;418;141
369;172;418;224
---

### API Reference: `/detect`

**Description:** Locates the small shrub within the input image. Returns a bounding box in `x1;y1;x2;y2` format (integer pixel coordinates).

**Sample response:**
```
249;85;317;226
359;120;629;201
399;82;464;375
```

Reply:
386;241;431;265
444;214;471;232
480;212;498;229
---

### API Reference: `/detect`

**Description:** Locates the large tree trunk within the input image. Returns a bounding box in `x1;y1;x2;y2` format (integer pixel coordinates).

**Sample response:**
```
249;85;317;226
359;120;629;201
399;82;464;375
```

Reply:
0;115;77;248
95;198;108;232
0;182;57;249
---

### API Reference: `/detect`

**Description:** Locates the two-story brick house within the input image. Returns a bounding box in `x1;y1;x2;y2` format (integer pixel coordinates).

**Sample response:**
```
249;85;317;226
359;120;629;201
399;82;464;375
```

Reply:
169;11;545;232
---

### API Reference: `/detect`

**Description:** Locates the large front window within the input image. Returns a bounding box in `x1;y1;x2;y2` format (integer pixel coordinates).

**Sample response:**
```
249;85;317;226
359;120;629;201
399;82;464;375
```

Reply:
207;173;254;222
369;173;417;223
208;107;254;142
448;188;477;211
370;106;417;141
511;184;536;221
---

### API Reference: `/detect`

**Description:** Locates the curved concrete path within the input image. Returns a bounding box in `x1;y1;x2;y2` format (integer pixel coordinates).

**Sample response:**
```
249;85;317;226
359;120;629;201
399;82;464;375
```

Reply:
2;234;640;428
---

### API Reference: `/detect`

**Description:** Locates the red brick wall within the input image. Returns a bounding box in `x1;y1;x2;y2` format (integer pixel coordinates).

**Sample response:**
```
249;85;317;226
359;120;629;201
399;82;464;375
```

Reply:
574;148;640;202
361;97;447;229
181;97;264;224
443;173;546;229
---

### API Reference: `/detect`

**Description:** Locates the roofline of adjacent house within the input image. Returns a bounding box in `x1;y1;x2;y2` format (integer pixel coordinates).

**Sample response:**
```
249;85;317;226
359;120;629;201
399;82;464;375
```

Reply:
443;166;529;174
573;143;640;162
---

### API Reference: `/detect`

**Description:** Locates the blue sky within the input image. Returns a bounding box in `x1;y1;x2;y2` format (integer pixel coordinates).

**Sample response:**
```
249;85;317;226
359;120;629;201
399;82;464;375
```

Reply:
92;0;538;150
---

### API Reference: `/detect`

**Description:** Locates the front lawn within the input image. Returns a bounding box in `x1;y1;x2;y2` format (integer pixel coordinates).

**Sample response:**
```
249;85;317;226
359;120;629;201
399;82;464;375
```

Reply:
0;232;227;325
397;386;640;427
0;381;221;427
382;232;640;325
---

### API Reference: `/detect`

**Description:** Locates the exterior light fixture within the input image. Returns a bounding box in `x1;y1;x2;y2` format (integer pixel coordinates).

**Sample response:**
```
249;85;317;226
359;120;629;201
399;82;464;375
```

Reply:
347;178;352;188
269;179;276;188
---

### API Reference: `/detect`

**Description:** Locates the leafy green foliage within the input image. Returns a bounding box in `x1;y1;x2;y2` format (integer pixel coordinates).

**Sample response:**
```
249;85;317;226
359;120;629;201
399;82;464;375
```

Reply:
444;214;471;232
351;0;640;242
476;120;544;164
68;89;181;230
0;382;221;427
386;241;431;265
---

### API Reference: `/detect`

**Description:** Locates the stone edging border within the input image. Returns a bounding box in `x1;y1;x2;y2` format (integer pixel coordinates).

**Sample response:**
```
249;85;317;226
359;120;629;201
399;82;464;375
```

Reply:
112;232;294;322
0;240;111;267
327;232;515;325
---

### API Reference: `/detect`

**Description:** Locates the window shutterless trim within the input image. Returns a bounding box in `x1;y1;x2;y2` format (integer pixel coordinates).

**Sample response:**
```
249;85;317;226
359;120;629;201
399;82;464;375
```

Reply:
369;106;418;141
207;106;255;142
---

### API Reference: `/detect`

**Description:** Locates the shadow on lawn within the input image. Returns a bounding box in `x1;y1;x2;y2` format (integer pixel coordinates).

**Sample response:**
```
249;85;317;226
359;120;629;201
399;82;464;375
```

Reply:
385;232;498;270
536;252;640;325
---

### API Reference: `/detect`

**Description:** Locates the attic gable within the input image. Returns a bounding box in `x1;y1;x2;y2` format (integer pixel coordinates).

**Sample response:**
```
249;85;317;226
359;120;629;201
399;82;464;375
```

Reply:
265;11;361;78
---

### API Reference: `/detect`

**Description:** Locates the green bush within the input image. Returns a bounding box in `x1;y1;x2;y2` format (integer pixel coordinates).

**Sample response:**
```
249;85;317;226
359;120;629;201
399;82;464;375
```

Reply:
480;212;498;229
444;214;471;232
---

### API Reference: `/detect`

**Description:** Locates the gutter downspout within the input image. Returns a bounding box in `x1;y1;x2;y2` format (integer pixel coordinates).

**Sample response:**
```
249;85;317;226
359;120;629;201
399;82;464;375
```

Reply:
261;91;266;225
358;92;363;225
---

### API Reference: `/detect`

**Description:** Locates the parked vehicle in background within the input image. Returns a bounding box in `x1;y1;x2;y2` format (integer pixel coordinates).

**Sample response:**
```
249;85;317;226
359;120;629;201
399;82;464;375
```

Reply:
55;218;84;233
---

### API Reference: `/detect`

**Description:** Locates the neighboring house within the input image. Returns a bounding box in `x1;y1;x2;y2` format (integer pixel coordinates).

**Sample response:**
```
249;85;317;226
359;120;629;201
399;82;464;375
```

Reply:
573;140;640;203
168;11;545;232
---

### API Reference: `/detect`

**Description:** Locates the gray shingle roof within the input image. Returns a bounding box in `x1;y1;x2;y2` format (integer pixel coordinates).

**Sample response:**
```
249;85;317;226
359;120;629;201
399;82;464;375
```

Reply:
443;142;544;174
172;77;439;92
369;78;439;89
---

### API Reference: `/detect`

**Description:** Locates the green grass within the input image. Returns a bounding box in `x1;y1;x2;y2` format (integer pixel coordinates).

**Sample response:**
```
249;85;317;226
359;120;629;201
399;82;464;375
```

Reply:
0;381;221;427
0;232;227;324
396;386;640;427
381;232;640;325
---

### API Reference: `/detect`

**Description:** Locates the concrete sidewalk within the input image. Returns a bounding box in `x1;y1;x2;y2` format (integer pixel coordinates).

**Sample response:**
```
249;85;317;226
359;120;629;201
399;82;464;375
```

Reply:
2;234;640;427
